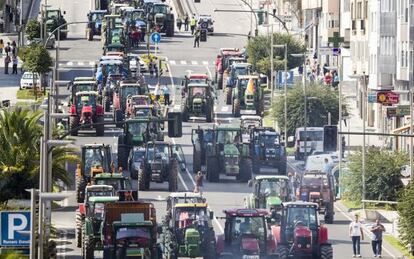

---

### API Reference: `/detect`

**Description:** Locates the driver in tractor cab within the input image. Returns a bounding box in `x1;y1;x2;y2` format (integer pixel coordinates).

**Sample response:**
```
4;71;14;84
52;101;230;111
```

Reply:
85;149;102;173
239;217;252;235
294;209;308;227
270;205;282;224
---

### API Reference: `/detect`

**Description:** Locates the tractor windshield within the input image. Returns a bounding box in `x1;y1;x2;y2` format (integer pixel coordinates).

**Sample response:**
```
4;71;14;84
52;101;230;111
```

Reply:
259;179;288;198
95;178;123;191
133;149;145;162
84;148;108;173
152;4;168;14
259;134;279;145
175;207;209;228
135;108;151;117
74;83;95;93
46;10;59;19
231;216;265;240
217;130;241;144
147;144;169;161
105;64;122;75
189;87;206;97
76;95;96;109
92;202;105;220
121;87;140;102
302;174;329;187
115;227;152;248
92;13;104;22
128;122;147;135
286;207;318;229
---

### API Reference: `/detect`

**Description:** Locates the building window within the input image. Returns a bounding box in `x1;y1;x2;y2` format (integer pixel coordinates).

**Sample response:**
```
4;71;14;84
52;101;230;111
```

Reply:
351;2;355;19
402;50;405;67
357;2;362;19
364;0;368;17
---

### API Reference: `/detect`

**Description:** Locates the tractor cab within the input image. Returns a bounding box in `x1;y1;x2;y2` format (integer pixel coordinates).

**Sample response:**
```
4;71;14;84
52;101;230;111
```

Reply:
217;208;274;258
71;92;104;126
173;203;212;230
146;141;171;165
181;82;214;122
86;10;107;40
182;74;210;88
93;173;138;201
114;81;142;111
124;119;151;146
166;192;206;214
82;144;112;178
127;95;151;115
240;115;263;135
246;176;291;224
232;75;262;117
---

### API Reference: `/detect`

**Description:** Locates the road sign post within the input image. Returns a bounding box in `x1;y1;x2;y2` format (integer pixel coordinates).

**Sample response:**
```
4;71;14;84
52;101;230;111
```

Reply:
151;32;161;57
0;211;31;247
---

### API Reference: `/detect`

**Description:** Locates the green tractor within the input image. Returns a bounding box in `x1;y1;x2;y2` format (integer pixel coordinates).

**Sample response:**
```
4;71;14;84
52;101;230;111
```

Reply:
245;176;292;224
231;75;264;117
117;118;164;170
181;82;215;123
192;125;253;183
82;196;120;258
160;203;216;259
148;3;175;37
92;172;138;201
225;62;253;105
101;14;121;47
45;9;68;40
75;144;113;203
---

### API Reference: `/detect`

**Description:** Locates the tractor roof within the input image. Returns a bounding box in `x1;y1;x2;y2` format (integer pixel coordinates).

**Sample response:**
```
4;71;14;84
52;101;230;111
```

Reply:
126;118;153;123
189;74;208;79
241;115;262;121
75;91;98;96
224;208;269;217
74;77;95;81
90;10;107;14
259;131;278;136
100;59;123;65
113;221;153;227
232;62;251;68
120;83;139;87
237;75;259;80
94;173;124;179
100;55;123;61
106;51;125;56
254;175;289;181
168;192;204;199
83;143;109;148
220;47;239;52
174;203;208;208
130;95;150;99
222;51;243;57
104;14;121;18
147;141;171;145
188;83;209;88
85;185;114;192
133;104;153;109
73;81;96;85
216;125;241;131
88;196;119;203
153;3;169;6
283;201;319;209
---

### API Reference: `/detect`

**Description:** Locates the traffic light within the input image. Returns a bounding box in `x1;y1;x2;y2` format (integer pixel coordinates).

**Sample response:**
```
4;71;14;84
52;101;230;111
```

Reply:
323;125;338;152
194;0;200;2
200;29;207;41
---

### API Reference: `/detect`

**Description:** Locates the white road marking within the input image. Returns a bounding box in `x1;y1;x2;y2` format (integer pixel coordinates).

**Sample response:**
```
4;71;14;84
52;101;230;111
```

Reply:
202;61;209;65
180;60;187;65
67;61;73;66
191;60;198;65
221;106;229;112
89;61;95;66
78;61;84;66
169;60;176;65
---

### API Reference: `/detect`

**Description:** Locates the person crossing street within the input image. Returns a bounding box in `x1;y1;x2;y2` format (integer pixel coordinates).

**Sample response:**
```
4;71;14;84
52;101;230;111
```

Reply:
162;84;170;106
194;27;200;48
190;15;197;35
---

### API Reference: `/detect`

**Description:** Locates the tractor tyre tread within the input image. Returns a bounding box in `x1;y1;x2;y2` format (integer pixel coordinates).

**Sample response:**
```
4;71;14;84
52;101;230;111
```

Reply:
69;116;79;136
169;159;179;192
95;116;105;136
320;245;333;259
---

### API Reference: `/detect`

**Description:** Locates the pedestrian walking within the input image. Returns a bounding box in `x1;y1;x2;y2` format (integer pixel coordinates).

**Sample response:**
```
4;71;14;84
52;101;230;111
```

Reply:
176;17;182;31
194;28;200;48
323;158;333;175
371;219;385;258
149;59;154;78
12;55;17;74
194;171;204;195
4;42;11;56
162;84;170;105
0;39;4;57
184;14;189;31
4;54;10;74
154;83;161;101
190;15;197;35
11;40;16;55
154;62;159;78
349;214;364;258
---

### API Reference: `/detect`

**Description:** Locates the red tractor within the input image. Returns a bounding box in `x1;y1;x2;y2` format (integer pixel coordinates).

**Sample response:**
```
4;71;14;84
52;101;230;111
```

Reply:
216;208;278;258
69;91;105;136
271;202;333;259
215;48;245;90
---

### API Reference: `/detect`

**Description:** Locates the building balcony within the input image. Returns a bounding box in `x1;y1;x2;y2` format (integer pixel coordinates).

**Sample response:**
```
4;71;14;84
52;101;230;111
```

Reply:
302;0;322;10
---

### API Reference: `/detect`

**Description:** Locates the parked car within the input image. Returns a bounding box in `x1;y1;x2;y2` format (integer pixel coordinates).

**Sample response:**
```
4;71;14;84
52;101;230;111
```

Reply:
198;15;214;34
26;33;56;49
20;72;41;89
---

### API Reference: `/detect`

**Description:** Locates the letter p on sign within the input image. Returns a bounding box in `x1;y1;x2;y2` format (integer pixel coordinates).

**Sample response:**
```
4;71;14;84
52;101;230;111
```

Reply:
8;214;28;240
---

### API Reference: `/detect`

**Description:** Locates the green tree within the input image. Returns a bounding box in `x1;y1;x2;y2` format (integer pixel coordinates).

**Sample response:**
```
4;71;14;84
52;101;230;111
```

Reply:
342;147;406;203
247;32;306;77
25;19;41;40
398;182;414;252
272;83;342;136
23;44;53;98
0;108;79;202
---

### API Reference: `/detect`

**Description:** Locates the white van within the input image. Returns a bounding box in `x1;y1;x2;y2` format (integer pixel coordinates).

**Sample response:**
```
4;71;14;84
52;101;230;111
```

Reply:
305;153;339;172
294;127;324;160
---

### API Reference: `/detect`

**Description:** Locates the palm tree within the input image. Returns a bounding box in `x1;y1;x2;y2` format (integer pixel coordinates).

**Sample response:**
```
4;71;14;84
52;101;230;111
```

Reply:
0;108;79;202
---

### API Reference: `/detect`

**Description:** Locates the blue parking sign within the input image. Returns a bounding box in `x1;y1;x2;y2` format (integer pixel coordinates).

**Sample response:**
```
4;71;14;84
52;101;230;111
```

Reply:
277;71;294;85
0;211;30;247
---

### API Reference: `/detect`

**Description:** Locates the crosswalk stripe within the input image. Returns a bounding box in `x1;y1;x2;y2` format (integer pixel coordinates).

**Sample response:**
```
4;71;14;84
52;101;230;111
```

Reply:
169;60;176;65
78;61;84;66
67;61;73;66
202;61;209;65
180;60;187;65
89;61;95;66
191;61;198;65
221;106;229;112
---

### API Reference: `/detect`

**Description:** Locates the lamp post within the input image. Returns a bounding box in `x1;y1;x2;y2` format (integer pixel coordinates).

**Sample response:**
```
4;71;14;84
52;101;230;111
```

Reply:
349;72;367;209
291;53;307;160
274;43;288;142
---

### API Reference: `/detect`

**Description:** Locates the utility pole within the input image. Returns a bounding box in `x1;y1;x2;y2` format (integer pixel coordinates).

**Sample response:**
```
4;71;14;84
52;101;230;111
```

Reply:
362;72;366;210
283;43;288;143
410;88;413;179
303;62;308;161
270;24;274;120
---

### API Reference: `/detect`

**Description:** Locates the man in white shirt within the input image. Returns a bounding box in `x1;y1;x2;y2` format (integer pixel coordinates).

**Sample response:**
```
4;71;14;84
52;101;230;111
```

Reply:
349;214;364;258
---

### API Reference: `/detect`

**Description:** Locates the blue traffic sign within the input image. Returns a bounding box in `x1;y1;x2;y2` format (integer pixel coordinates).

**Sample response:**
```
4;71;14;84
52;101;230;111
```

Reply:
277;71;294;85
0;211;30;247
150;32;161;43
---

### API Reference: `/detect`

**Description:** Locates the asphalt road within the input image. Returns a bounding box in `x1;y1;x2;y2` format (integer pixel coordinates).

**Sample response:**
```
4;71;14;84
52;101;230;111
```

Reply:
40;0;401;258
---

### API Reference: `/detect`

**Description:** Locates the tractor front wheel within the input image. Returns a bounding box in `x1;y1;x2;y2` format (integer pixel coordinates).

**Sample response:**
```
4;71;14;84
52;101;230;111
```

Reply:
320;245;333;259
193;147;202;174
82;225;95;259
207;157;219;182
76;176;86;203
225;87;232;105
233;98;241;117
205;102;213;122
95;116;105;136
275;245;288;259
69;116;79;136
75;211;83;248
138;169;148;191
104;95;111;112
217;74;223;90
239;158;252;182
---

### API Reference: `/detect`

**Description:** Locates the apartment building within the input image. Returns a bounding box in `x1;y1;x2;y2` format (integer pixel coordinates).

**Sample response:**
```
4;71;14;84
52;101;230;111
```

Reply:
301;0;322;55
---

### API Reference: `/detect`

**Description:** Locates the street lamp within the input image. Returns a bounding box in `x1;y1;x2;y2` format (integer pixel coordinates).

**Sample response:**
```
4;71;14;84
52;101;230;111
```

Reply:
274;44;288;142
291;53;308;160
348;72;368;209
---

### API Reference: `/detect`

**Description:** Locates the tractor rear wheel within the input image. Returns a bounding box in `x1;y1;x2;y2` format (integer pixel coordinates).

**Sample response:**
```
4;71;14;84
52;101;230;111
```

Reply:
193;148;201;174
169;159;179;192
83;231;95;259
117;136;128;170
69;116;79;136
104;96;111;112
233;98;241;117
275;245;288;259
239;158;252;182
205;102;213;122
324;203;334;224
207;157;219;182
320;245;333;259
182;106;189;122
278;161;287;175
95;116;105;136
138;169;147;191
75;211;83;248
115;109;123;128
203;232;216;259
76;176;86;203
226;87;232;105
217;74;223;90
